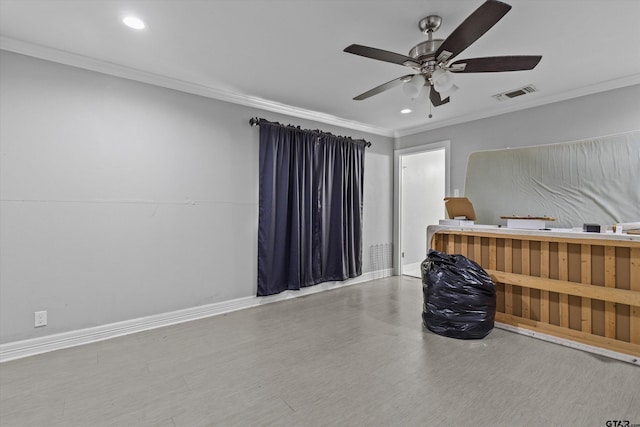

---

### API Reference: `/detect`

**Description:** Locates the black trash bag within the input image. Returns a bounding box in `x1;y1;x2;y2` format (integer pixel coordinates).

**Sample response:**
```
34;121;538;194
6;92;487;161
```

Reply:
421;249;496;339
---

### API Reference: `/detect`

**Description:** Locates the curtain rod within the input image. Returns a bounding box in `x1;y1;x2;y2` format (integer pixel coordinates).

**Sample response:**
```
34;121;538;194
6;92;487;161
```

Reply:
249;117;371;148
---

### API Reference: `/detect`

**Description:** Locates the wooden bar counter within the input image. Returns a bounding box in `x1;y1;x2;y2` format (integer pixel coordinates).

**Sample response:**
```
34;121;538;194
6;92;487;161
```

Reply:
428;226;640;364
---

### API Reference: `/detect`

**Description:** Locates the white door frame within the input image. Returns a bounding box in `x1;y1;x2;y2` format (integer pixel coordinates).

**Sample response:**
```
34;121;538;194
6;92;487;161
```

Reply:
393;140;450;276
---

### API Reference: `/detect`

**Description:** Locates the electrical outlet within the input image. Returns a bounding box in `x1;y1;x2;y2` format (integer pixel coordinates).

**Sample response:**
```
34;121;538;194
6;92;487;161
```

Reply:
454;189;460;197
34;310;47;327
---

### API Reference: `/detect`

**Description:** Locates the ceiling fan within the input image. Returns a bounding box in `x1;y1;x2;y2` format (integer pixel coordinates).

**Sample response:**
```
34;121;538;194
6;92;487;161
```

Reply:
343;0;542;110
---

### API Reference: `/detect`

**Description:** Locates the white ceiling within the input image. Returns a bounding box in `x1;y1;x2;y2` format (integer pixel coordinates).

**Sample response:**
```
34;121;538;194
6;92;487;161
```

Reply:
1;0;639;137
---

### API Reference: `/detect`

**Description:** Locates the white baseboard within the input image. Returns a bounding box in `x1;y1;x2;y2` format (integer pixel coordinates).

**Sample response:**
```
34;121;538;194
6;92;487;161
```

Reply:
494;322;639;366
0;269;393;363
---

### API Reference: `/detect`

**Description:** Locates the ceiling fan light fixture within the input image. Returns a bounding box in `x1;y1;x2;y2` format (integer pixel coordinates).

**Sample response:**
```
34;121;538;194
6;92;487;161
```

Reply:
402;74;426;98
432;68;454;92
439;83;459;98
412;85;430;103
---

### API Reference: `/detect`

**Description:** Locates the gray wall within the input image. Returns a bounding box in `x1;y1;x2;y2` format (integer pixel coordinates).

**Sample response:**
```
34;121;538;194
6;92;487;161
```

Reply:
396;84;640;195
0;51;394;344
2;47;638;345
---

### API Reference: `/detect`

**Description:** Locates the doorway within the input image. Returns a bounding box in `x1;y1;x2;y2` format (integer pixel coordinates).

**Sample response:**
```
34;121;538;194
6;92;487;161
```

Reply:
394;142;449;277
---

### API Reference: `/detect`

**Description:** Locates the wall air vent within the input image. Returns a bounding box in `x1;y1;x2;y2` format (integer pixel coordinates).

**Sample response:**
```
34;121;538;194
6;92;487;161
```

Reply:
492;84;537;101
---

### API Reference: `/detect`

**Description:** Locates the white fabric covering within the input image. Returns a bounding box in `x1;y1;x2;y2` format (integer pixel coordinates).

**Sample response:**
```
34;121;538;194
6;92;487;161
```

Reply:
464;131;640;228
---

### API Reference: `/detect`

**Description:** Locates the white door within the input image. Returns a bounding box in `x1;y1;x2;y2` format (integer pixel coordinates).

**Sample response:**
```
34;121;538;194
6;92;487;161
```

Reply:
398;146;447;278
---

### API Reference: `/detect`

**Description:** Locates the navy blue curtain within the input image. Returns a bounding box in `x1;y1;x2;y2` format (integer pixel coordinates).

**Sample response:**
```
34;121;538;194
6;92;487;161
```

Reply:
257;120;366;296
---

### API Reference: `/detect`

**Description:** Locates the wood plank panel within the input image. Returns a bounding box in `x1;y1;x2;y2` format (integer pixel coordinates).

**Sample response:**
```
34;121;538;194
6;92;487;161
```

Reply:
489;238;497;270
460;235;468;258
559;242;569;328
447;235;455;255
581;244;592;334
504;239;513;315
433;229;640;249
486;270;640;306
604;246;616;338
631;247;640;345
473;237;481;264
540;241;550;323
433;229;640;358
521;240;531;319
432;234;441;253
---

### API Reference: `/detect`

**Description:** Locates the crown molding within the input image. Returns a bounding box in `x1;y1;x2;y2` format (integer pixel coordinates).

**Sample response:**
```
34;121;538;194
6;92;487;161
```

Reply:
0;37;395;138
3;37;638;141
394;73;640;138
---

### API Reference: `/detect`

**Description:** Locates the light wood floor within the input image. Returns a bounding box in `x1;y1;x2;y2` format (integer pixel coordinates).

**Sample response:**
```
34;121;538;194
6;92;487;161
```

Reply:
1;276;638;426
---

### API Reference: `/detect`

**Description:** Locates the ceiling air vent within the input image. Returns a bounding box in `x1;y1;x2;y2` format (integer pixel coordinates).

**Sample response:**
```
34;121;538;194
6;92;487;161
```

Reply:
492;84;537;101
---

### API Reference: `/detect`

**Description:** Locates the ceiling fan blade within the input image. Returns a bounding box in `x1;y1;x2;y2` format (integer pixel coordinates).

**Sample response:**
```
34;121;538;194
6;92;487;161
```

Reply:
435;0;512;63
353;75;415;100
429;86;450;107
344;44;420;68
449;55;542;72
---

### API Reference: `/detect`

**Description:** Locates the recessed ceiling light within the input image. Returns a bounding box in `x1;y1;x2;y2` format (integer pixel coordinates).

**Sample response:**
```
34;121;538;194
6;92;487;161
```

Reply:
122;16;146;30
400;108;412;114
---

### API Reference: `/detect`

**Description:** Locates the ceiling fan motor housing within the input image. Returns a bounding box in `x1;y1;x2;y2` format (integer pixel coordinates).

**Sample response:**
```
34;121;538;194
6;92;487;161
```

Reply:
408;39;444;62
412;15;444;63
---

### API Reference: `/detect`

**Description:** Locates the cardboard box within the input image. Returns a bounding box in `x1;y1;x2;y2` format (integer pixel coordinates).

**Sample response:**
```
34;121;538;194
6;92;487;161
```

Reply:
444;197;476;221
